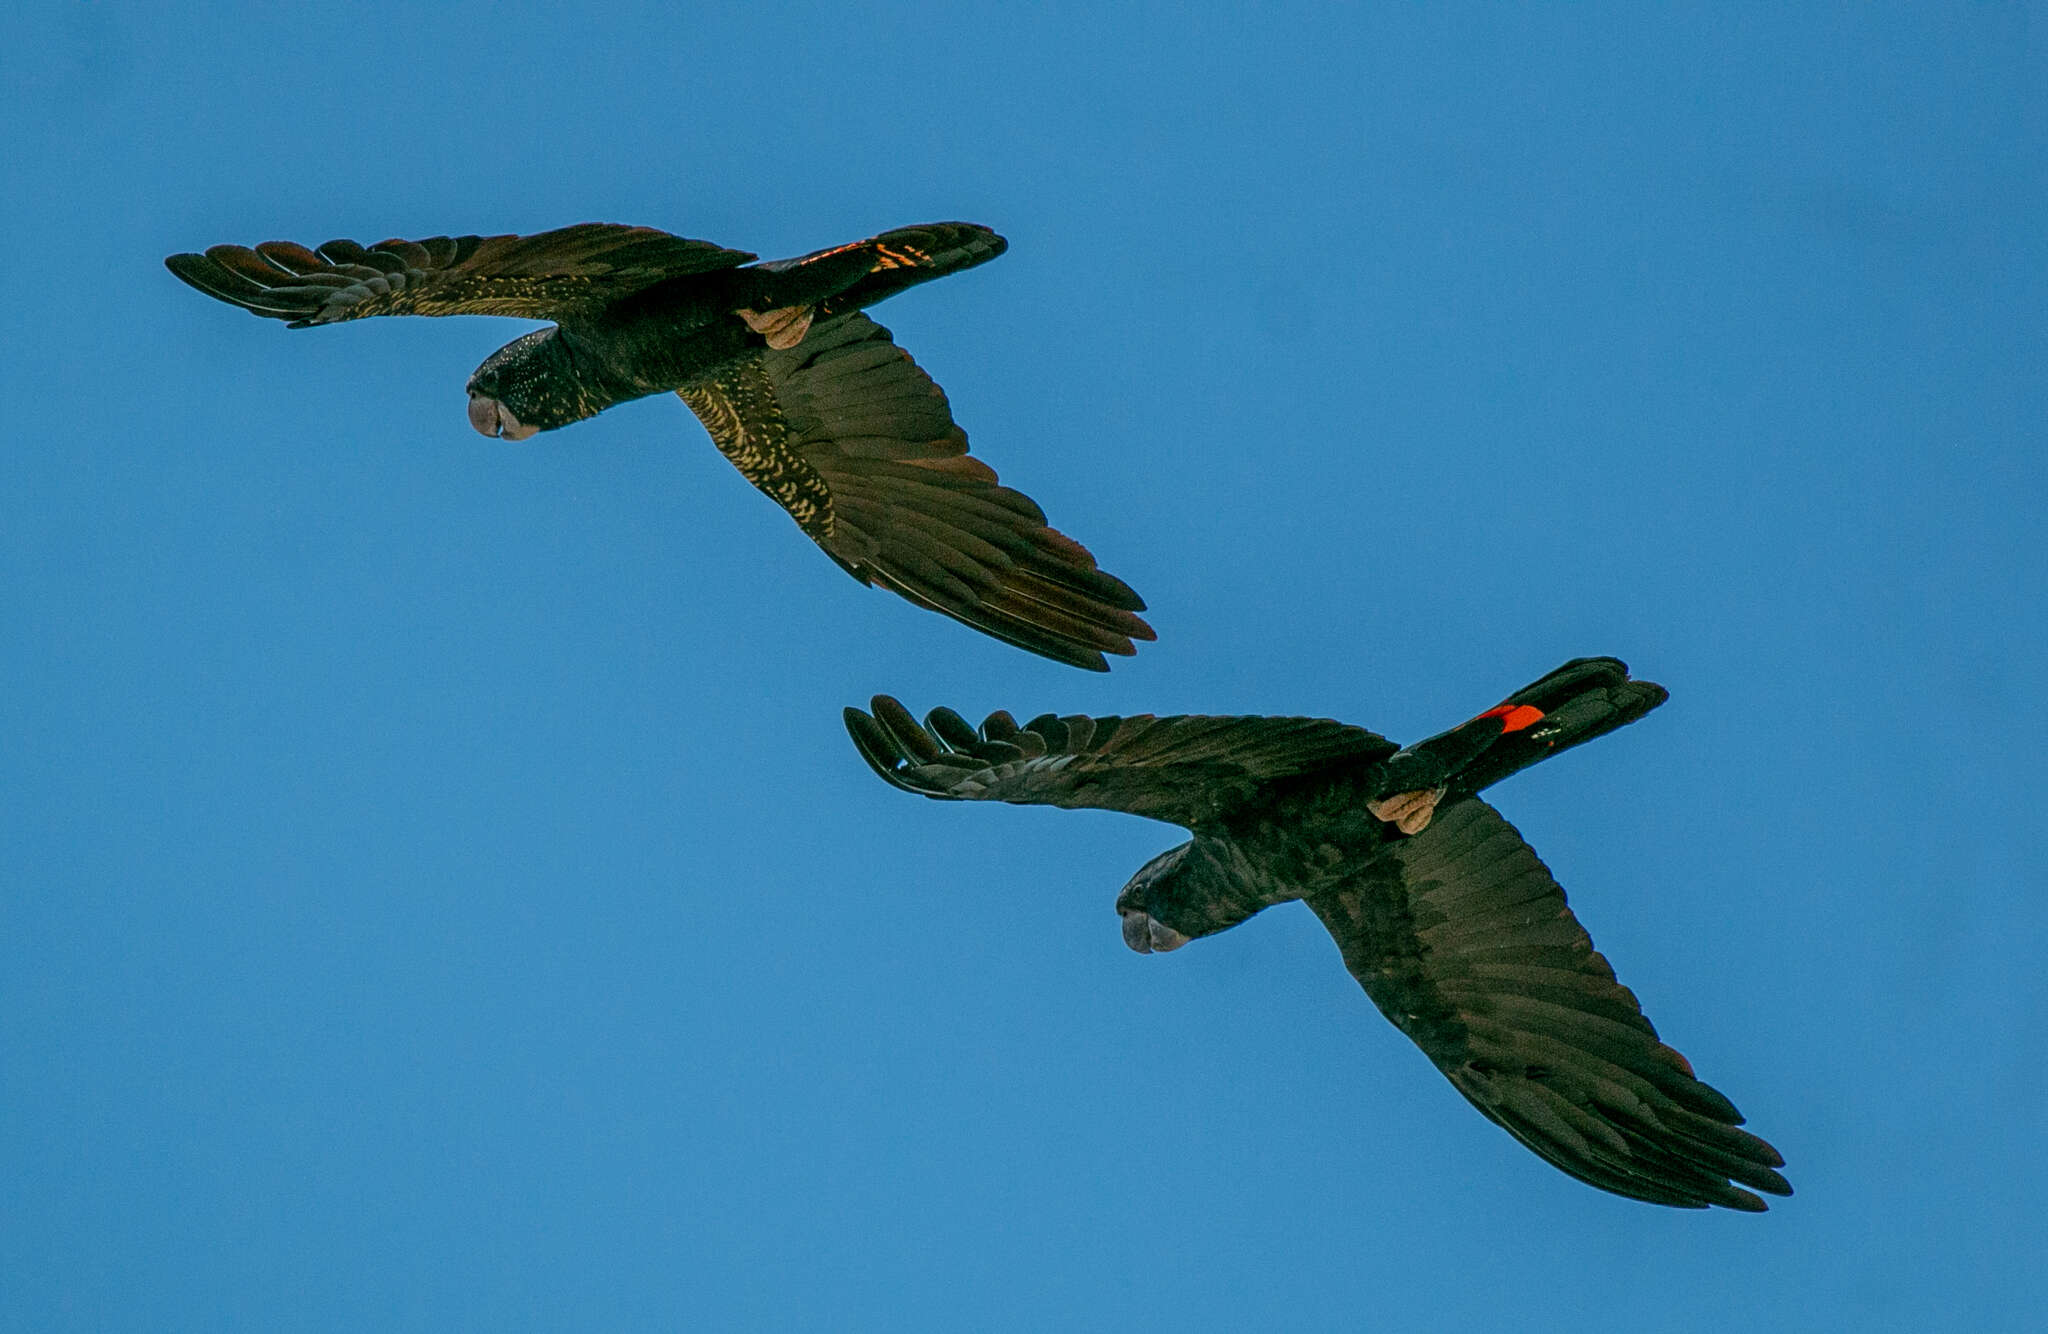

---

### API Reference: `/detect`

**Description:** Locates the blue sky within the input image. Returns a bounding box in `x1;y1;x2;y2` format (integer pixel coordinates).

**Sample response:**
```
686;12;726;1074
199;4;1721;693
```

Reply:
4;3;2044;1329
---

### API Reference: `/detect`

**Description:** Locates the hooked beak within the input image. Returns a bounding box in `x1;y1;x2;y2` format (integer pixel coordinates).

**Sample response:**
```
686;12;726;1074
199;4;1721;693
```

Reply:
1120;910;1189;955
468;393;539;441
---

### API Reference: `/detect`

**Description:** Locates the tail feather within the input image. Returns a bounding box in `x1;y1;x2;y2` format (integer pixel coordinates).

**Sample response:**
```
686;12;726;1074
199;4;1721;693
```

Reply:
740;222;1006;323
818;223;1007;317
1378;658;1668;801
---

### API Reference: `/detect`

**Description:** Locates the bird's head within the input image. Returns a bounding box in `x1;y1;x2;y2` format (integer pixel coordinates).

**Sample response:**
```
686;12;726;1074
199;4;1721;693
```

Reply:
465;329;602;440
1115;844;1197;954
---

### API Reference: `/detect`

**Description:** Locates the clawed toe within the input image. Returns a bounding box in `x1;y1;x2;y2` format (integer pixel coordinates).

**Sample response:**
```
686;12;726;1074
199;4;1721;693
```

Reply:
1368;785;1446;835
738;304;816;349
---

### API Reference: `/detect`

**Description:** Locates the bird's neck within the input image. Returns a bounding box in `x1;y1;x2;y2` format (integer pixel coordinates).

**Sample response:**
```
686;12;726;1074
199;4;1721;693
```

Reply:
566;297;761;401
1152;838;1296;939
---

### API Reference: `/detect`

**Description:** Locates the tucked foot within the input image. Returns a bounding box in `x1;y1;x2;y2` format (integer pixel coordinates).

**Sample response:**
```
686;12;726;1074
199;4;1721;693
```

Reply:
738;304;816;349
1119;908;1189;955
1368;785;1446;835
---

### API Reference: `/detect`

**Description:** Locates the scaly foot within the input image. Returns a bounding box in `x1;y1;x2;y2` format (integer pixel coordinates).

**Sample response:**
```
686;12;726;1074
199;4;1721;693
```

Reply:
1368;785;1446;835
738;304;815;350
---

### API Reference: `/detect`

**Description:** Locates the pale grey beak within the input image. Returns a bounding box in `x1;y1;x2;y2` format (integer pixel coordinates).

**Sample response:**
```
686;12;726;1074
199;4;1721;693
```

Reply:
468;393;538;441
1120;910;1189;954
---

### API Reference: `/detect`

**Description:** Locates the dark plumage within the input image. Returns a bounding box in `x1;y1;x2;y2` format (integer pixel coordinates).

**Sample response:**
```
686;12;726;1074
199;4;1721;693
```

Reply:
166;222;1152;670
845;658;1791;1211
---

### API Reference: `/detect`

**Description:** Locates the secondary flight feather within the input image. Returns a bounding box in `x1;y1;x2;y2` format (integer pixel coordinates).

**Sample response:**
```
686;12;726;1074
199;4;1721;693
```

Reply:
166;221;1153;670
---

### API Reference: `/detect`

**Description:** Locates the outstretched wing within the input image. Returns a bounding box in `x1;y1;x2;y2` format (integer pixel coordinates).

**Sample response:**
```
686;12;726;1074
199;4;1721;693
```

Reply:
165;224;755;327
1305;797;1791;1211
680;313;1153;670
846;697;1396;830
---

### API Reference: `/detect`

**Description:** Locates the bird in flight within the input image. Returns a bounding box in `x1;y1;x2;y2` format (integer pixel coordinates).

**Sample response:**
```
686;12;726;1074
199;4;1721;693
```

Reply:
165;221;1153;670
846;658;1791;1210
